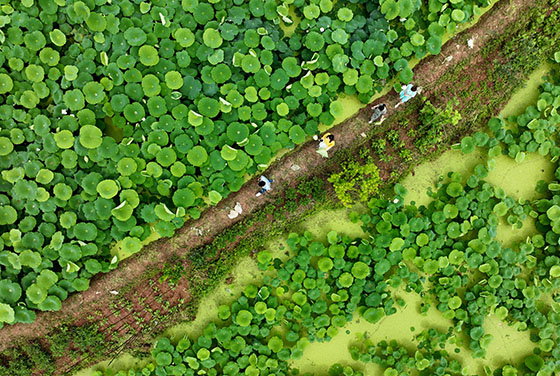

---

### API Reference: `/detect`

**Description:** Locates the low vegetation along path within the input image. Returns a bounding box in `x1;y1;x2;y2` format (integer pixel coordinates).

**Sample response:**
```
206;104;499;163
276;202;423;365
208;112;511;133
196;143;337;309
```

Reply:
0;0;543;363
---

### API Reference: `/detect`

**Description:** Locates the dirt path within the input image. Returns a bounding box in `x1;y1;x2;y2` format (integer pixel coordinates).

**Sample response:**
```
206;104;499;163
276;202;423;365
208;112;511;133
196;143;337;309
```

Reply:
0;0;545;367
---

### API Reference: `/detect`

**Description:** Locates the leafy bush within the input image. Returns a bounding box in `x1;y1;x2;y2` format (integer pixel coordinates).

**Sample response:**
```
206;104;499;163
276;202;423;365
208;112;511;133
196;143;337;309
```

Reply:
328;160;381;207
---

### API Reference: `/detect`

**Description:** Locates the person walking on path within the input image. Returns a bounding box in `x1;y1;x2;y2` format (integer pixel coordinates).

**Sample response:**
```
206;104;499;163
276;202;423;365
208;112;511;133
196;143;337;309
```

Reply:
255;176;274;197
313;133;335;158
369;103;387;124
395;84;422;108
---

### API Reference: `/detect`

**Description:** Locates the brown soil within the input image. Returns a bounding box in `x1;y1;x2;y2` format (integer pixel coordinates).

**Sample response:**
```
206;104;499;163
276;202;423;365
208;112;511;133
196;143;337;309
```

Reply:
0;0;546;372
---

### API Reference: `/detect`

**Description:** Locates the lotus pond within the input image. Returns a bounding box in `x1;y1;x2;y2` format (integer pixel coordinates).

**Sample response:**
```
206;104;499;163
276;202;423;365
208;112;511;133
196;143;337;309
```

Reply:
76;57;560;376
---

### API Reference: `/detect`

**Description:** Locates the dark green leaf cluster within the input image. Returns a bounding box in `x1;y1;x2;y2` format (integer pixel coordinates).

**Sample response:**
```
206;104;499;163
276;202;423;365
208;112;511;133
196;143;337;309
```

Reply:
0;0;492;323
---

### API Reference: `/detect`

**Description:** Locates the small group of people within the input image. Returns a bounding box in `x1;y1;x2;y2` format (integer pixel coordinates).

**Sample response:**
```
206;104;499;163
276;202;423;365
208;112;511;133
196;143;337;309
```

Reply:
368;84;421;122
254;83;422;197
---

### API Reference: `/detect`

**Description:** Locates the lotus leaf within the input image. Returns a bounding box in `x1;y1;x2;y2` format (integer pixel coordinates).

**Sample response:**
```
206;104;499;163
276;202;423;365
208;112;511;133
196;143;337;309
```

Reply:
363;307;384;324
97;180;119;199
381;0;399;20
187;146;208;167
304;31;325;52
0;73;13;94
241;54;260;73
524;355;544;372
0;303;14;324
139;45;159;66
203;28;223;49
236;310;253;327
426;35;442;54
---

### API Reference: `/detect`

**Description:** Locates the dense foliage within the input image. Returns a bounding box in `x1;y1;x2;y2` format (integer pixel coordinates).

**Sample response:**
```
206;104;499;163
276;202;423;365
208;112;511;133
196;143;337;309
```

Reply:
0;0;493;324
94;72;560;376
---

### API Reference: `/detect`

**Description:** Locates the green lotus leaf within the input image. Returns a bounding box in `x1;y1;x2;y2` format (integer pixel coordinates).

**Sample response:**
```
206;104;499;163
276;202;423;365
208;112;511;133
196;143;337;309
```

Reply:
276;102;289;116
175;28;195;47
116;157;137;177
211;64;231;84
147;96;167;117
356;75;373;93
25;64;44;82
110;94;130;113
227;122;249;143
307;103;322;118
111;202;133;221
79;124;102;149
524;355;544;372
0;280;22;304
227;150;249;171
221;145;239;161
329;100;344;118
0;136;14;156
139;45;159;66
351;261;370;279
141;74;161;97
410;33;425;47
0;303;15;324
193;1;215;23
460;136;475;154
26;284;47;305
124;27;147;46
48;28;67;47
245;134;263;156
82;82;106;104
197;97;220;118
72;278;90;292
289;125;306;144
426;36;442;54
448;296;462;310
398;0;414;17
24;30;46;51
64;65;79;81
282;57;302;77
0;73;13;94
343;69;359;86
203;28;223;49
54;130;75;149
381;0;399;20
0;205;17;225
363;307;384;324
337;7;353;21
236;310;253;327
86;12;106;32
53;182;72;200
241;54;261;73
74;222;97;241
37;295;62;311
451;9;466;22
173;187;196;208
20;90;39;109
97;179;119;199
123;103;145;123
187;146;208;167
266;336;283;353
331;29;348;45
303;4;320;19
304;31;325;52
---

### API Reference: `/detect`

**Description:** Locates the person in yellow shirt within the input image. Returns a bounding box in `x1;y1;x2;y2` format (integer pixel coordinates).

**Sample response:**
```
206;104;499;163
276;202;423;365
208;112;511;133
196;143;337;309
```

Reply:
313;133;335;157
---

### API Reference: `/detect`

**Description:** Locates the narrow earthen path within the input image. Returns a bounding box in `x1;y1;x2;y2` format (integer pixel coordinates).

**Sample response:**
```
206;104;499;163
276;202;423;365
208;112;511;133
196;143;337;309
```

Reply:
0;0;542;359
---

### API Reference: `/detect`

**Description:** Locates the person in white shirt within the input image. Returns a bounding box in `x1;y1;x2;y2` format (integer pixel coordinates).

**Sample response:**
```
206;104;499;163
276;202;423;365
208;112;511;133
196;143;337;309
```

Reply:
256;176;274;197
